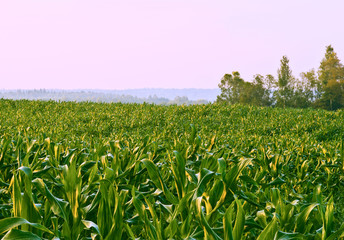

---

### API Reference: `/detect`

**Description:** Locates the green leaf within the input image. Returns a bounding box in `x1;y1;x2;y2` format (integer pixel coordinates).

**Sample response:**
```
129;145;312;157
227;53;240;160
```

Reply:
0;217;54;235
223;204;234;240
193;169;215;200
274;231;305;240
18;166;32;180
223;198;245;240
195;197;222;240
141;159;178;204
2;229;41;240
233;198;245;240
326;223;344;240
11;174;22;218
323;196;334;239
32;178;69;226
257;217;278;240
172;150;186;198
267;177;286;186
82;220;101;235
294;203;319;233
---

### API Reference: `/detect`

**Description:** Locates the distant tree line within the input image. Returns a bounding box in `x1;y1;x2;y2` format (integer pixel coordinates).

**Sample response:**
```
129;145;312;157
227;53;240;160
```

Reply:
217;45;344;110
0;90;209;105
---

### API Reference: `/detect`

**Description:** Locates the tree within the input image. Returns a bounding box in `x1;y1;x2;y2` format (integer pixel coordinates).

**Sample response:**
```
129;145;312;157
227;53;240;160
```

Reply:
250;74;273;106
290;78;312;108
300;69;321;103
217;71;246;104
317;45;344;110
264;74;277;90
275;56;295;108
217;72;273;106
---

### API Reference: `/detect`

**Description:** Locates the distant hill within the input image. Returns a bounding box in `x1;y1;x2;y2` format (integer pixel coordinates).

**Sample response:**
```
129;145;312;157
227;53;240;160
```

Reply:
0;88;221;104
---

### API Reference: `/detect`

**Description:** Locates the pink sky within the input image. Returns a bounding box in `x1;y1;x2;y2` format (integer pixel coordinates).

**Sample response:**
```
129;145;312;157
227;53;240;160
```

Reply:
1;0;344;89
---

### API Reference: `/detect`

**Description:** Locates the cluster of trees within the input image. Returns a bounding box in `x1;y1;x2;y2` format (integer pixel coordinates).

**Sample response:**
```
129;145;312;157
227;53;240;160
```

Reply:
217;45;344;110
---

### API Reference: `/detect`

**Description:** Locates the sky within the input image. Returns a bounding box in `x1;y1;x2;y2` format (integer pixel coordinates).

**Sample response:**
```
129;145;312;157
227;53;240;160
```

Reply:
0;0;344;90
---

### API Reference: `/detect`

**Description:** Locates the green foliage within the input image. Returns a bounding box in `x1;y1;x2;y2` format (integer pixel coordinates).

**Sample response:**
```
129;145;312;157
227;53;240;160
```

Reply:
218;45;344;111
317;45;344;110
217;72;246;104
217;72;272;107
0;100;344;239
276;56;295;108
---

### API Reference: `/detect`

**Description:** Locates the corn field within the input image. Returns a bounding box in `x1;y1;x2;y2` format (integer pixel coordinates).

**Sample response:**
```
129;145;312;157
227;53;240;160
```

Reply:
0;99;344;239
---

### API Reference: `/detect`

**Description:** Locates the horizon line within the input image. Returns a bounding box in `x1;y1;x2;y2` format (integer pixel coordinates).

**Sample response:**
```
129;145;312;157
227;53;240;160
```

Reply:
0;87;220;91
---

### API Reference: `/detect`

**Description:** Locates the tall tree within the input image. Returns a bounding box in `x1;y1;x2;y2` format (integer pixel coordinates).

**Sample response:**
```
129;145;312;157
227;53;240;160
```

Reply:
275;56;295;108
317;45;344;110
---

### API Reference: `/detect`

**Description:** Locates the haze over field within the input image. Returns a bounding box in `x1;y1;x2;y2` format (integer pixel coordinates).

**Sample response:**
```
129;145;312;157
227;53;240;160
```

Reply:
0;88;220;104
1;0;344;90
